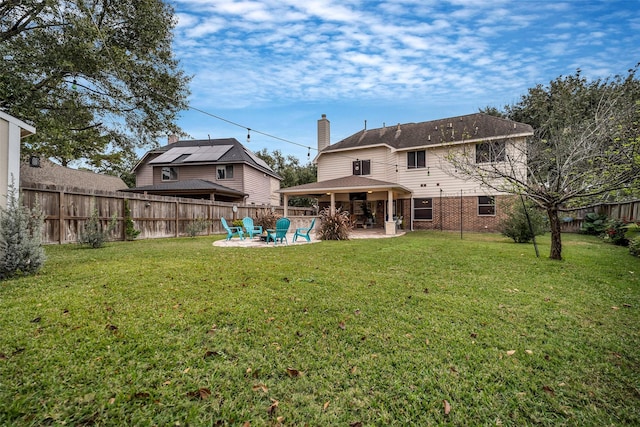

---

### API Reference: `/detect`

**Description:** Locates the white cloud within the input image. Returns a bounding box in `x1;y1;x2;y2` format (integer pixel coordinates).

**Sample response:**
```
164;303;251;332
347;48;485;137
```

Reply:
170;0;640;126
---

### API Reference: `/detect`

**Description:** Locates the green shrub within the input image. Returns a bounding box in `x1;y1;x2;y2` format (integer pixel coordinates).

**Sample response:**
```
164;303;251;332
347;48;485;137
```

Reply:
317;207;352;240
625;223;640;256
629;237;640;257
78;208;117;248
123;199;140;241
602;218;628;246
0;182;46;279
232;219;244;228
581;212;608;235
498;199;547;243
185;218;211;237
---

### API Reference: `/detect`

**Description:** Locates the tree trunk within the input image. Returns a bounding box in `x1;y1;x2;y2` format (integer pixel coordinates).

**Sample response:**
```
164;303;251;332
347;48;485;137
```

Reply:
547;206;563;260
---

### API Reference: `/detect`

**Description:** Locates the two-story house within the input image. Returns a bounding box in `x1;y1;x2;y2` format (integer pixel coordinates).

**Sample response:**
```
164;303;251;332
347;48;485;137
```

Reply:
127;137;281;205
279;113;533;234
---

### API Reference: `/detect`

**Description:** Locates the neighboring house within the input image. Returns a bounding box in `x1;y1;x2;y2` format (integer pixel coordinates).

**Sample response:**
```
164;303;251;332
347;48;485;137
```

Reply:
0;111;36;207
20;157;128;193
125;137;281;204
279;113;534;234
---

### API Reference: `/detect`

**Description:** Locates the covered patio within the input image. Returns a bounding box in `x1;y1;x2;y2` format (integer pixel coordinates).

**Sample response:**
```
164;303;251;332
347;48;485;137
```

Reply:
277;176;412;235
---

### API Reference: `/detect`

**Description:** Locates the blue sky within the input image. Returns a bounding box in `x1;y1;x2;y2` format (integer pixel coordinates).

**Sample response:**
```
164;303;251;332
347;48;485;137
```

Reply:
168;0;640;162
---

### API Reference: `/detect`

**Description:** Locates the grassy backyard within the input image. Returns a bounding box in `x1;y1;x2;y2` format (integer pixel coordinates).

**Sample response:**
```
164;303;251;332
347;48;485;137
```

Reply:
1;231;639;426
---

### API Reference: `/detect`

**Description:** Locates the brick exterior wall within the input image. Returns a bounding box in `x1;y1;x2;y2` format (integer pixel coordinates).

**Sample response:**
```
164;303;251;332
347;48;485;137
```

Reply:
404;195;514;232
319;195;516;233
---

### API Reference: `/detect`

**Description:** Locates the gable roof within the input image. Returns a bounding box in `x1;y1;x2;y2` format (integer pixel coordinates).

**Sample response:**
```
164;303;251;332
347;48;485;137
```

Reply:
134;138;281;180
20;158;128;192
277;175;411;196
322;113;533;154
121;178;245;198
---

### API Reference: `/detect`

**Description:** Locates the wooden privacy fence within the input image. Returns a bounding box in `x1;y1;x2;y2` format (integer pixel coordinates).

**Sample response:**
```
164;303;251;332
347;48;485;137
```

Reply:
21;184;314;244
560;200;640;232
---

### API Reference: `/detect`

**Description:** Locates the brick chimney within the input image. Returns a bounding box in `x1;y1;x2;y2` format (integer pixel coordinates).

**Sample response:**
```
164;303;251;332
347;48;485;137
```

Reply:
167;134;179;145
317;114;330;152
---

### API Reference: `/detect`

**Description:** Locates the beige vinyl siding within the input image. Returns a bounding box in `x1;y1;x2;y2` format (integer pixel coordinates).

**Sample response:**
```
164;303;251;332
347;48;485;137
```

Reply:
269;177;281;205
317;147;393;181
151;164;242;190
396;138;528;198
243;165;279;205
135;154;160;186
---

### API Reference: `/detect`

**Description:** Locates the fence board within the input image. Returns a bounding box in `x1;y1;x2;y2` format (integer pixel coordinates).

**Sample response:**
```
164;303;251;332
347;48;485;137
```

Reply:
21;185;313;244
560;200;640;232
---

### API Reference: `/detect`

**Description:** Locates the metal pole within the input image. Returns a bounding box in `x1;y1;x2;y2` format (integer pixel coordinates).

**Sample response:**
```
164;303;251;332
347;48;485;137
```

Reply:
520;193;540;258
460;189;463;239
439;188;443;231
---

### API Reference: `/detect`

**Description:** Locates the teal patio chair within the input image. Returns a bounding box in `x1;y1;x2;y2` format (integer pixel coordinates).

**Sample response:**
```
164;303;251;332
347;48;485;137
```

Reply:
242;217;263;239
266;217;290;245
221;217;244;241
293;218;316;242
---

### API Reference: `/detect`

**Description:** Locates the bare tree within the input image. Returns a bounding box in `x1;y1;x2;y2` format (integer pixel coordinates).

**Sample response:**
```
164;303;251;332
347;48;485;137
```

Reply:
446;69;640;260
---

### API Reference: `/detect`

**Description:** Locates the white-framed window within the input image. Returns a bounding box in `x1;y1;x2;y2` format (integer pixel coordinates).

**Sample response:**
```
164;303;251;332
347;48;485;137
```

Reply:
407;150;426;169
217;165;233;180
414;198;433;220
478;196;496;216
161;167;178;181
353;159;371;175
475;141;505;163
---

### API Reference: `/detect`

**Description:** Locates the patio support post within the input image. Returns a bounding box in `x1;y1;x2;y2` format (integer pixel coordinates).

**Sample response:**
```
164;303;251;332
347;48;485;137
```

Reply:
385;190;396;235
283;194;289;217
330;193;335;213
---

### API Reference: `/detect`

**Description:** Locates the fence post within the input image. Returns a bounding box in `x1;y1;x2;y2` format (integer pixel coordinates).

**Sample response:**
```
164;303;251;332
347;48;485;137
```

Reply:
175;200;179;237
58;190;64;244
121;198;126;241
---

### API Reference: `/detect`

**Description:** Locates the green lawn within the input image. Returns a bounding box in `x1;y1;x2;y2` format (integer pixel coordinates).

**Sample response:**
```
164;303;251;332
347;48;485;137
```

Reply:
1;232;639;426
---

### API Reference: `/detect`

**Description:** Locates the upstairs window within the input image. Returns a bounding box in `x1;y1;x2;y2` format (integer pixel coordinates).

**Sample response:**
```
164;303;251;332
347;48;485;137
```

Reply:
217;165;234;180
407;150;426;169
476;141;505;163
161;167;178;181
352;159;371;175
478;196;496;216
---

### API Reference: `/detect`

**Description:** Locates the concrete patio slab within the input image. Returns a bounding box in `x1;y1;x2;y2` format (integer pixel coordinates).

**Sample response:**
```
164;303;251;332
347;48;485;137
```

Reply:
212;229;405;248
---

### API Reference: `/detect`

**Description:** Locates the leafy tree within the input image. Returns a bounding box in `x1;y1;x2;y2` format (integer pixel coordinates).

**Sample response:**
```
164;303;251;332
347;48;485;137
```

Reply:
0;0;190;175
449;67;640;260
255;149;317;206
0;181;46;279
478;106;506;118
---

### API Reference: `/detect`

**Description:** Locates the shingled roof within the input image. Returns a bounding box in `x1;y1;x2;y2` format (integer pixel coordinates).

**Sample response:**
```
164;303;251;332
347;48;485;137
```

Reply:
20;158;128;193
323;113;533;153
120;179;245;198
134;138;281;180
276;175;411;196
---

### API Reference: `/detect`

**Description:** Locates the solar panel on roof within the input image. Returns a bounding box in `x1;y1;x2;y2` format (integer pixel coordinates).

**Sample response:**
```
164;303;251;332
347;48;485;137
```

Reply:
149;147;192;164
186;145;233;162
245;148;272;171
149;145;233;164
